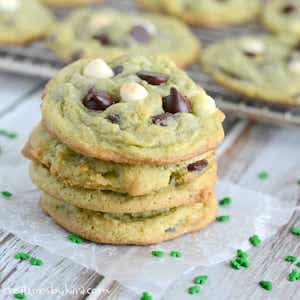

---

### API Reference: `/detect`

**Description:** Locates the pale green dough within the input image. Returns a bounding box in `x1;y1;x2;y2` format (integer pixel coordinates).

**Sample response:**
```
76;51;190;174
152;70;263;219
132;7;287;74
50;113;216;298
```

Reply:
202;35;300;105
0;0;54;45
42;55;224;164
48;9;200;67
138;0;261;27
262;0;300;39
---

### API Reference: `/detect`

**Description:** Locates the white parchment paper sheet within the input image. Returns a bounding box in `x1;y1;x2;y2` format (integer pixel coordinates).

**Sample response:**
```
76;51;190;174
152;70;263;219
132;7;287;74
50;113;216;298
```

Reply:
0;97;295;297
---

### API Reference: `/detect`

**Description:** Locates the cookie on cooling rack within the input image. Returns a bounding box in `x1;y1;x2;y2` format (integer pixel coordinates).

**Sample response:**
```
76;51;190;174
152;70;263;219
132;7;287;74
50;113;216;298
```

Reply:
47;9;200;67
202;35;300;105
262;0;300;40
41;0;104;7
0;0;54;45
137;0;261;27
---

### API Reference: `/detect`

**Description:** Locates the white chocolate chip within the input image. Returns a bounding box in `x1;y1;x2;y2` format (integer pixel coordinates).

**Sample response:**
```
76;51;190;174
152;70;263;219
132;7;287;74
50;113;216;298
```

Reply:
120;82;148;102
83;59;114;79
89;15;112;29
203;95;216;114
289;59;300;75
0;0;20;12
242;38;265;55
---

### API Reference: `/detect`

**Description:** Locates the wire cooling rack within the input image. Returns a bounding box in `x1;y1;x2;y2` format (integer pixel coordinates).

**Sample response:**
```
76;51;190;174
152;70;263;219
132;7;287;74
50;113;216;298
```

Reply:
0;0;299;126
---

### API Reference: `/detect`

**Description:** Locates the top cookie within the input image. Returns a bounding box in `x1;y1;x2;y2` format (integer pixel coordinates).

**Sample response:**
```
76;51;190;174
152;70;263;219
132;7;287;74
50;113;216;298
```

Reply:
42;55;224;165
202;35;300;105
47;9;200;67
262;0;300;40
137;0;261;27
0;0;54;45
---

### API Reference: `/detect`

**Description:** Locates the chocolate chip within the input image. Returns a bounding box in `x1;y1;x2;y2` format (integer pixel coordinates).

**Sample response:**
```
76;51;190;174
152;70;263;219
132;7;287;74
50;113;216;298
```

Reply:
187;159;208;172
165;227;177;233
163;87;191;114
152;113;174;126
70;50;83;62
93;33;113;46
243;51;257;58
107;112;120;124
113;65;124;76
130;25;152;43
282;4;296;14
137;71;169;85
83;88;116;111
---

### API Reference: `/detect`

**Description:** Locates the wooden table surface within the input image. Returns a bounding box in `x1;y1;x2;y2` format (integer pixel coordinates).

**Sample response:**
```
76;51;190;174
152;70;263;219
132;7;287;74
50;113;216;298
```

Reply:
0;70;299;298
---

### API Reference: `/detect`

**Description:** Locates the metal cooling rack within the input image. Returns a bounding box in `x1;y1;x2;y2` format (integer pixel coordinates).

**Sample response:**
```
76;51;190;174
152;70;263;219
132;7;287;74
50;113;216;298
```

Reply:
0;0;300;127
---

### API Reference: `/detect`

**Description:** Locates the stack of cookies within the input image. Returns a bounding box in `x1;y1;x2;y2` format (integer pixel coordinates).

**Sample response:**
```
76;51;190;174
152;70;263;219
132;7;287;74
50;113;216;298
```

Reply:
22;55;224;245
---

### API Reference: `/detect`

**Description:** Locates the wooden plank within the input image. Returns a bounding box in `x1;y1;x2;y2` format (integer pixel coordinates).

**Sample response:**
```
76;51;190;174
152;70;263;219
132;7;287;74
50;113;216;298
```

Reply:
164;121;300;300
0;73;43;115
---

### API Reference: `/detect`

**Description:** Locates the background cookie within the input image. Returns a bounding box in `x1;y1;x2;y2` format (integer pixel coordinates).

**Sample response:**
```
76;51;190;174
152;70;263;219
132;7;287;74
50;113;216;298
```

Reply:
42;55;224;165
41;0;103;7
23;123;214;196
262;0;300;40
0;0;54;45
201;35;300;105
138;0;261;27
40;192;217;245
30;161;217;213
47;9;200;67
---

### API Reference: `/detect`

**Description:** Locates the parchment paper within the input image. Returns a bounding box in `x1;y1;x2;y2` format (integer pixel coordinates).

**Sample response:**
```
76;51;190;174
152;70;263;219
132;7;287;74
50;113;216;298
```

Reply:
0;97;295;297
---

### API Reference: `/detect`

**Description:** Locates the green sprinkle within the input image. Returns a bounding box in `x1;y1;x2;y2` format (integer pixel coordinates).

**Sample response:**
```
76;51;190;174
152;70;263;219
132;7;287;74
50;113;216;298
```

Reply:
67;234;83;244
297;179;300;185
230;259;242;270
237;249;248;259
0;129;17;139
258;171;269;179
288;269;300;281
259;281;272;291
291;227;300;235
14;293;26;299
219;197;232;206
1;191;12;199
188;286;200;295
249;235;261;247
193;275;208;285
285;256;297;263
151;250;164;257
15;252;30;261
296;262;300;267
30;257;43;266
216;215;230;222
236;257;250;268
170;251;182;258
140;291;152;300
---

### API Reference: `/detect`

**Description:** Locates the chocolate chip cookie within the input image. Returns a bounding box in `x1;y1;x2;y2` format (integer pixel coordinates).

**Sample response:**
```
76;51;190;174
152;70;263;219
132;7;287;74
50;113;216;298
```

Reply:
202;35;300;105
137;0;261;27
42;55;224;165
40;191;217;245
47;9;200;67
262;0;300;40
0;0;54;45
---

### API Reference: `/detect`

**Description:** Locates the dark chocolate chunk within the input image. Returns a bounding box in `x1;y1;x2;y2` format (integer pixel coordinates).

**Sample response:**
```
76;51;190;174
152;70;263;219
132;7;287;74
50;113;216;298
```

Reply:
282;4;296;14
70;50;83;62
187;159;208;172
137;71;169;85
113;65;124;76
83;88;116;111
107;112;121;124
152;113;174;126
93;33;113;46
130;25;152;43
163;87;191;114
165;227;177;233
243;51;257;58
